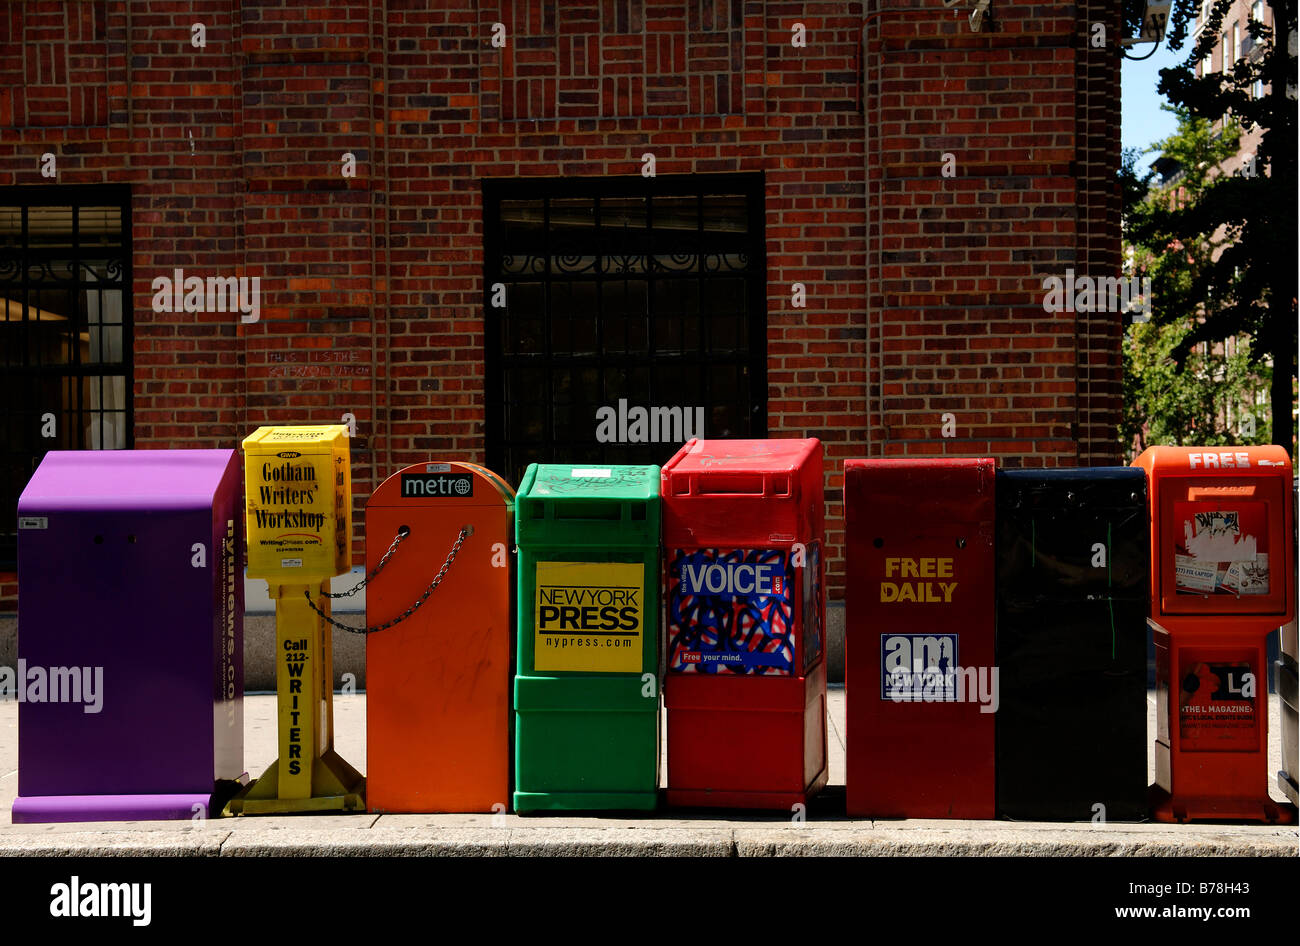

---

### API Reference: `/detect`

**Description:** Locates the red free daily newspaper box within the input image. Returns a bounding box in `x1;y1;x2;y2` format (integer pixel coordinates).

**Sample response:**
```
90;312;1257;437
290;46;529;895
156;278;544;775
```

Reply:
844;457;997;819
661;438;829;809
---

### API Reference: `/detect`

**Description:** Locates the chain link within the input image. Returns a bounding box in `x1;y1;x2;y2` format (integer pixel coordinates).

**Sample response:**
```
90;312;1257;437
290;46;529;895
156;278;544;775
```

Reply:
320;526;409;598
304;525;473;634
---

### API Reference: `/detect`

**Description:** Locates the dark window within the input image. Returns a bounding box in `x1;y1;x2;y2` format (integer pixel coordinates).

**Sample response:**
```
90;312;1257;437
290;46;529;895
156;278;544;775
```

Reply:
0;185;132;570
483;174;766;485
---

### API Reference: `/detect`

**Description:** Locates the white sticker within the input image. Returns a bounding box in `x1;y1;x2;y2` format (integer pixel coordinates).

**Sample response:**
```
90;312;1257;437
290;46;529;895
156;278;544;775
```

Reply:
18;517;48;530
1174;554;1217;592
572;468;611;478
280;558;303;568
1194;510;1239;537
1231;553;1269;595
1184;511;1256;562
425;463;451;472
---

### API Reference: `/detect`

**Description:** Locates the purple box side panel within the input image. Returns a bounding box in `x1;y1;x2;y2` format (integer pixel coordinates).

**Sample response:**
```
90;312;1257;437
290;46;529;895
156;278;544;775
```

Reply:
11;793;215;823
17;450;234;512
17;449;240;804
211;453;244;782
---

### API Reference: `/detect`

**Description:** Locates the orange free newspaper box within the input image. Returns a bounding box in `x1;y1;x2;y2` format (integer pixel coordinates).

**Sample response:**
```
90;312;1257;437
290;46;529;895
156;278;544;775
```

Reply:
365;461;515;813
1133;445;1296;823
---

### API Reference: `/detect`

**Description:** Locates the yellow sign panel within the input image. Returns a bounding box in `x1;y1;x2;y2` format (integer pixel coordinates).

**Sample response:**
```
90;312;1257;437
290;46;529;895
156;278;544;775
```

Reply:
243;425;351;580
879;556;958;604
534;561;644;673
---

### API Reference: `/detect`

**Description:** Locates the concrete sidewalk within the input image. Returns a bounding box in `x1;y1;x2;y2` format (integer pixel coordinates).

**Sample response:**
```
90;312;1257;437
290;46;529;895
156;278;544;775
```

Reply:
1;687;1295;856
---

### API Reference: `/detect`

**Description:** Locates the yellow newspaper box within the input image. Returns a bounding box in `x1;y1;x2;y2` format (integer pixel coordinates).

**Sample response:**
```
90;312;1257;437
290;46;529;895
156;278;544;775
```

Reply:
243;425;351;580
227;424;364;815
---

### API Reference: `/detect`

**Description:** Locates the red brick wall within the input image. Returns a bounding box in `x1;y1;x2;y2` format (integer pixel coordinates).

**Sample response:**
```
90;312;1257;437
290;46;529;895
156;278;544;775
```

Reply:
0;0;1123;610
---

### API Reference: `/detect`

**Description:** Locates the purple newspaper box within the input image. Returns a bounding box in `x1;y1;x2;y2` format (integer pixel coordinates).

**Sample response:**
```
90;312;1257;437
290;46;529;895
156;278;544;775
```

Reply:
13;450;244;823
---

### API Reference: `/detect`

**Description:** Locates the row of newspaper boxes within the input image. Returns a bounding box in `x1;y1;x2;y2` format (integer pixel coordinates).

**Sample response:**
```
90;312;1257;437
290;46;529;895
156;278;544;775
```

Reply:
11;432;1297;824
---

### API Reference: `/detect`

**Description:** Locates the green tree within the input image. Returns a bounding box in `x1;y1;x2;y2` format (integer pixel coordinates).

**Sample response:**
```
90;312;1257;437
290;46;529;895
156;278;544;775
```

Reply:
1122;318;1269;457
1121;109;1271;457
1125;0;1298;455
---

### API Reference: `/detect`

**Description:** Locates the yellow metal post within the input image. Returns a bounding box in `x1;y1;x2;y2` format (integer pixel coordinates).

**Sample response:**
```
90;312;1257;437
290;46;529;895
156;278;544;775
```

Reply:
226;425;364;815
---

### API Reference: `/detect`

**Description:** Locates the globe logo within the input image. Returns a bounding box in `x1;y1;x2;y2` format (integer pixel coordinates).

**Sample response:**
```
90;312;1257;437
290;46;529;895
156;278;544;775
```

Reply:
454;478;471;495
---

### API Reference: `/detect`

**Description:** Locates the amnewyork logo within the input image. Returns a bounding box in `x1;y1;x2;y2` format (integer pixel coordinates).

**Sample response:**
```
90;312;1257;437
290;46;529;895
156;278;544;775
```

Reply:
534;561;643;673
880;633;958;701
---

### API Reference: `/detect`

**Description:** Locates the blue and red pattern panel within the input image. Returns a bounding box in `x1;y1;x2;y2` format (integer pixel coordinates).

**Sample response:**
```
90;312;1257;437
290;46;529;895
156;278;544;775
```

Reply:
667;547;797;675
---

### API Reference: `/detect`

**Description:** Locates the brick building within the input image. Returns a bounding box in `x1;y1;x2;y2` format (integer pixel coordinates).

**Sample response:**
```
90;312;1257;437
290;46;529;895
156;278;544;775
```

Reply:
0;0;1124;612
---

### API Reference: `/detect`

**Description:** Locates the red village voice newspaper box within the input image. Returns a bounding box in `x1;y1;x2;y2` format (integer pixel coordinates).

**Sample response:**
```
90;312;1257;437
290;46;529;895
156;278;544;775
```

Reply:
844;458;997;819
661;438;829;809
1133;445;1296;823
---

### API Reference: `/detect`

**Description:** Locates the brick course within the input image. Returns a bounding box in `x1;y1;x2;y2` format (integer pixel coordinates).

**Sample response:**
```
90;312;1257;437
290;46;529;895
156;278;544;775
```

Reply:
0;0;1124;609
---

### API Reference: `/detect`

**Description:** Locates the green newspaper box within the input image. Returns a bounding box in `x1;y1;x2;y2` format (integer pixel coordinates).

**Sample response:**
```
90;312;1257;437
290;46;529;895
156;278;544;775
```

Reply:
513;464;661;812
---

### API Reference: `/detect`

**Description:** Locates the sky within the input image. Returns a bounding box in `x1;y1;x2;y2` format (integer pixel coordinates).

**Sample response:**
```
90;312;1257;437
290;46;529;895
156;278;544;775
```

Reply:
1121;37;1188;172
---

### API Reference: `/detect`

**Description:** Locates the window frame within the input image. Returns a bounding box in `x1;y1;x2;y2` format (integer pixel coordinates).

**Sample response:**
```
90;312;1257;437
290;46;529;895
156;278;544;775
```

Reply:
481;173;768;484
0;184;133;571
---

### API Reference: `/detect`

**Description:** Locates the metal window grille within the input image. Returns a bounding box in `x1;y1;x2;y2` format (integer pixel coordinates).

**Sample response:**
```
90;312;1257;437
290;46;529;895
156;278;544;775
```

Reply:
483;174;767;485
0;185;132;570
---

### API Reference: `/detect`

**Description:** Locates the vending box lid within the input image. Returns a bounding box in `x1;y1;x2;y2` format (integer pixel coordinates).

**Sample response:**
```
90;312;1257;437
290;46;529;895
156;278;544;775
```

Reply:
844;457;995;525
1134;444;1292;480
522;464;659;500
18;449;239;513
661;438;824;546
663;438;820;475
996;467;1146;510
242;425;348;449
516;463;660;548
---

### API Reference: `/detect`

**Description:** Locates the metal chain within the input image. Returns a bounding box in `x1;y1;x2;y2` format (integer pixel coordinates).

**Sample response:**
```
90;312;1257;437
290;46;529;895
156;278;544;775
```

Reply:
303;525;473;635
321;526;409;598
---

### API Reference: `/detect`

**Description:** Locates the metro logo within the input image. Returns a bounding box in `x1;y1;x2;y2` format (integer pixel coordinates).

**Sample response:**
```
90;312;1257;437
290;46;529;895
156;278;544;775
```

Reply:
400;472;473;498
1187;451;1251;469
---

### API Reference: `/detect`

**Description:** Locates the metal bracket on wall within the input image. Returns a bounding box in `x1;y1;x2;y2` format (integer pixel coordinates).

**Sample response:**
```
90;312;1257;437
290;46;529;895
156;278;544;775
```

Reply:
944;0;991;33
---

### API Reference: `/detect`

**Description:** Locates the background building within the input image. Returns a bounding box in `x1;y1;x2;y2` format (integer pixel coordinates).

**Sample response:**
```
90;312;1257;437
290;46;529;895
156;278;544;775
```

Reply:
1140;0;1278;449
0;1;1124;628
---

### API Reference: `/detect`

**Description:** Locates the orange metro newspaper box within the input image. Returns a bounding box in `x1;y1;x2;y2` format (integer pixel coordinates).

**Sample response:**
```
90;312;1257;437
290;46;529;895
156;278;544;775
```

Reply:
365;461;515;813
1133;445;1296;823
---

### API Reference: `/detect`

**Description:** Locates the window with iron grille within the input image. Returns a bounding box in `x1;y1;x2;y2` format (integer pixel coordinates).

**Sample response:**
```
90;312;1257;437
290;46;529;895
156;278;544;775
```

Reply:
483;174;767;486
0;186;132;570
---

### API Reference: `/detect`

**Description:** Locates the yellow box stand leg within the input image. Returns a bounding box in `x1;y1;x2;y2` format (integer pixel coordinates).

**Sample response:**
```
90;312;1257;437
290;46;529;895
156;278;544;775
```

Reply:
226;580;364;814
